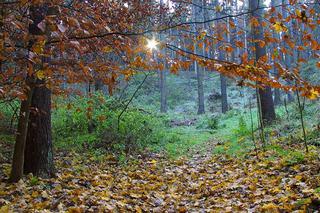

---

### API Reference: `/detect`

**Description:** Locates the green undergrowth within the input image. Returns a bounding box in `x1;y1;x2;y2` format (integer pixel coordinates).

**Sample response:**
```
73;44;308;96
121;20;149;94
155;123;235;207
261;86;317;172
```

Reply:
150;126;213;158
0;91;318;163
0;134;14;143
51;93;217;160
0;134;14;163
212;100;319;161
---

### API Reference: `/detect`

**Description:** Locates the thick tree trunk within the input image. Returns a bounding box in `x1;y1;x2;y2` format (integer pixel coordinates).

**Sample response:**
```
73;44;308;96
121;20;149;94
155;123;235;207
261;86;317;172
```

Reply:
250;0;276;124
10;3;49;182
24;80;55;177
23;4;55;178
9;82;34;182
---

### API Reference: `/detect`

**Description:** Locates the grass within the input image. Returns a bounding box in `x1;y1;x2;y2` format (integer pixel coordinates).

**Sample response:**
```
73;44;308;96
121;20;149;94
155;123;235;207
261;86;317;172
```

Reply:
49;97;317;162
0;89;318;163
0;134;15;143
150;126;214;158
54;133;98;151
212;100;319;158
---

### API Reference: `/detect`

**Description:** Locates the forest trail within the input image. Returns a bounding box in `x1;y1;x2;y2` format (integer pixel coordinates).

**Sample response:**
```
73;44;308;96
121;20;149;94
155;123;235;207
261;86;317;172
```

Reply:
1;141;320;212
2;0;320;211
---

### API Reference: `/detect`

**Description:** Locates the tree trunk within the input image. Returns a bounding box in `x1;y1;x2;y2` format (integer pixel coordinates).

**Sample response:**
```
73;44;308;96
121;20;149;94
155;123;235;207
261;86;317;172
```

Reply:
24;80;55;177
9;3;49;182
249;0;276;124
271;0;281;106
274;89;281;105
160;67;167;113
9;82;34;182
159;0;167;113
193;0;205;114
281;0;294;102
220;74;228;113
259;87;276;123
24;4;55;178
315;1;320;44
217;8;228;113
196;63;205;114
95;79;103;91
218;50;228;113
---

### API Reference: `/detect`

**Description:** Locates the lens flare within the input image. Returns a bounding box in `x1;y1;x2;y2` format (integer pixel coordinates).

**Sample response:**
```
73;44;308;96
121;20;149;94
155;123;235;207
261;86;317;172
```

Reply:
146;38;158;50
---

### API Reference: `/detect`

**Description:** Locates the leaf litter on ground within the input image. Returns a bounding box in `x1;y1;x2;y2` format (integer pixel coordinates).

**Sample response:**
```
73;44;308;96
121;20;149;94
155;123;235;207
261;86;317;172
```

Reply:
1;143;320;212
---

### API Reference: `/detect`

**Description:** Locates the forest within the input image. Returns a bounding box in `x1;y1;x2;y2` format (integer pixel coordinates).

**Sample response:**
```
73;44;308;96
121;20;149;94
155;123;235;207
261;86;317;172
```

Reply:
0;0;320;212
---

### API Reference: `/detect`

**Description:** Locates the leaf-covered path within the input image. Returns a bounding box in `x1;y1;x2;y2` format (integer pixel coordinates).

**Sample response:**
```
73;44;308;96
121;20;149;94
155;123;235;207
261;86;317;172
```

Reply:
1;143;320;212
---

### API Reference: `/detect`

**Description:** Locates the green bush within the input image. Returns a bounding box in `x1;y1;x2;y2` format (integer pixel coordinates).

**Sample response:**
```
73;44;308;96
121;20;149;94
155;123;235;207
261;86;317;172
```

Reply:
207;117;219;130
283;151;305;166
52;93;116;138
196;115;219;130
99;109;166;154
52;93;179;157
0;101;19;133
233;116;250;137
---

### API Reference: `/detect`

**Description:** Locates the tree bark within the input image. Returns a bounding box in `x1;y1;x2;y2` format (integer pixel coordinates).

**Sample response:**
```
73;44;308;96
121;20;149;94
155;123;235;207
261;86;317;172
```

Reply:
160;65;167;113
24;80;55;177
217;8;228;113
193;0;205;114
220;74;228;113
95;80;103;91
196;61;205;114
315;1;320;44
159;0;167;113
249;0;276;124
218;50;228;113
23;4;55;178
9;81;34;182
274;89;281;105
281;0;295;102
271;0;281;106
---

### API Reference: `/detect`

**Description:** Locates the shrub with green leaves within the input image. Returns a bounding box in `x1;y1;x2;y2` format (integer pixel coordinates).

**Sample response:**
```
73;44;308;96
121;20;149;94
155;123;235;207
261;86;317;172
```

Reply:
52;92;178;156
233;116;250;137
196;115;219;130
207;117;219;130
0;101;19;133
98;109;166;154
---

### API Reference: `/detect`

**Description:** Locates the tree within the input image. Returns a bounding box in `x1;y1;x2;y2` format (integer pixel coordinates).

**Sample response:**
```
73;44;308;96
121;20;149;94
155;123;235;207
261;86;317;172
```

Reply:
10;3;51;182
271;0;282;105
281;0;295;102
249;0;276;124
159;0;167;113
217;3;229;114
192;0;205;114
9;80;34;182
22;4;55;178
2;0;319;183
4;0;158;182
219;68;228;113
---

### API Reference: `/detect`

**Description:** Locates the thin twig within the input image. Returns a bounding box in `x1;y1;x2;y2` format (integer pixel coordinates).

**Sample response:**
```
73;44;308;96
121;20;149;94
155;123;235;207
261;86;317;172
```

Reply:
117;73;150;131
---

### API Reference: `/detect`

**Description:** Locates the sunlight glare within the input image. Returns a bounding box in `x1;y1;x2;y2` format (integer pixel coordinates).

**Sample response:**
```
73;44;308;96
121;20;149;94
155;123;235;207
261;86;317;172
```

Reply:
146;38;158;50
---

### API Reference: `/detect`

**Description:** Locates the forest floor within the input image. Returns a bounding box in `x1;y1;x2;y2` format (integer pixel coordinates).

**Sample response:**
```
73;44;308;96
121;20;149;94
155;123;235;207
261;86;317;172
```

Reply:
1;138;320;212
